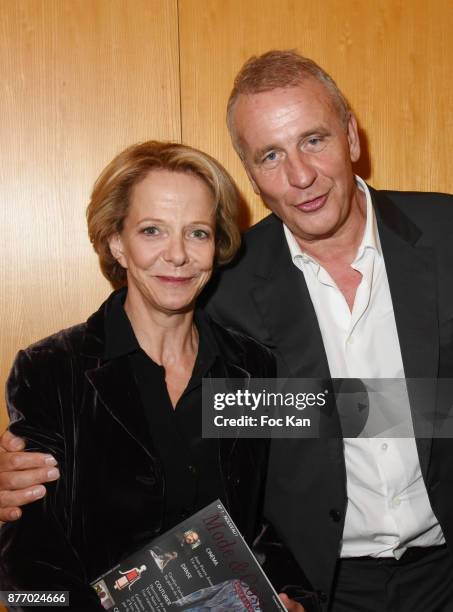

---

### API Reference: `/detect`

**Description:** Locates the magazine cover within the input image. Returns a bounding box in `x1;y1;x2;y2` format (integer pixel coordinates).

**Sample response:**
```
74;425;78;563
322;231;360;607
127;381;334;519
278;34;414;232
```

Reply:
91;500;286;611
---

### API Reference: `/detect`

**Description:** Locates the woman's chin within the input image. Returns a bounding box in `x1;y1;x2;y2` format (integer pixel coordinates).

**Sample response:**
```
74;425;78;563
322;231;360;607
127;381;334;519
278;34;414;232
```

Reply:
151;297;198;316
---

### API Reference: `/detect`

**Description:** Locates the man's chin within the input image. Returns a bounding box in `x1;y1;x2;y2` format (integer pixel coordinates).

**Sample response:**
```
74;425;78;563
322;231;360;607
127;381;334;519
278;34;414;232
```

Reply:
286;219;340;244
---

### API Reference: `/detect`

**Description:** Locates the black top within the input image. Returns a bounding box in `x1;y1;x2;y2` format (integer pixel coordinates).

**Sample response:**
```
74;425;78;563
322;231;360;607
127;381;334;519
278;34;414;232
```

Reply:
104;290;225;530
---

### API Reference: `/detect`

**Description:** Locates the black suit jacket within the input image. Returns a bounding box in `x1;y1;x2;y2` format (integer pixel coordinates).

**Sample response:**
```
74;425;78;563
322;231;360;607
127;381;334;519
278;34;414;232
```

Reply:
203;188;453;604
0;292;282;609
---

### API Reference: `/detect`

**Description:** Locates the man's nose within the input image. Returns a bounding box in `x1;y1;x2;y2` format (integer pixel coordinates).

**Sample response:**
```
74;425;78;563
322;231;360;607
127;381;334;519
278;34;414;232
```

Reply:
286;152;317;189
163;235;189;266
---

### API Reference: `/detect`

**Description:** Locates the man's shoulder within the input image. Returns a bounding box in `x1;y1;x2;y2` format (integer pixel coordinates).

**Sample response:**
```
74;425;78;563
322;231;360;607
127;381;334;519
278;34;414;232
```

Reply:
243;212;283;247
379;189;453;206
376;189;453;238
208;314;276;376
221;213;283;274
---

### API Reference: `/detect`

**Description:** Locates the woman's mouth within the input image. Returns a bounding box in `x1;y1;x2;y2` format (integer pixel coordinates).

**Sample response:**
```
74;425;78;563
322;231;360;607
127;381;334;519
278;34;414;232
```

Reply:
156;276;194;284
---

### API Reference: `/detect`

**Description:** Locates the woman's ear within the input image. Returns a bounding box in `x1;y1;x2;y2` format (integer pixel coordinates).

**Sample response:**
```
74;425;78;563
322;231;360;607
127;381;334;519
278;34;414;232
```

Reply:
108;233;127;269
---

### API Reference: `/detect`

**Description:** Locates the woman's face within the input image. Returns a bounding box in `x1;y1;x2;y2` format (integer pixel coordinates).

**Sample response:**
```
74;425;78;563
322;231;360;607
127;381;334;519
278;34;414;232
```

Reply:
109;169;216;315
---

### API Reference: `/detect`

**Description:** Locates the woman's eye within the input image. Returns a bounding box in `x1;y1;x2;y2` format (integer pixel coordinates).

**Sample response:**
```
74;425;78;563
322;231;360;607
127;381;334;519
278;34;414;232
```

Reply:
191;229;209;239
142;226;159;236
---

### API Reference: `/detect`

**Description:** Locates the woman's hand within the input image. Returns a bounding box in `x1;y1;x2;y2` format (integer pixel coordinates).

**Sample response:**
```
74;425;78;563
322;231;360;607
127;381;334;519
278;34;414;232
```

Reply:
0;430;59;522
279;592;306;611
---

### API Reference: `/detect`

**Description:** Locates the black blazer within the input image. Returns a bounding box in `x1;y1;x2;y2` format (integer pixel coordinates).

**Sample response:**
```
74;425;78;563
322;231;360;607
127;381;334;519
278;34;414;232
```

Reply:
203;188;453;604
0;293;279;609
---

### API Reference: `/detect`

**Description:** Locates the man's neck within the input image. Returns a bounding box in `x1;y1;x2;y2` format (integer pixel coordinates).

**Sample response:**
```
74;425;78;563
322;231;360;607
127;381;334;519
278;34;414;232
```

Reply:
294;187;368;312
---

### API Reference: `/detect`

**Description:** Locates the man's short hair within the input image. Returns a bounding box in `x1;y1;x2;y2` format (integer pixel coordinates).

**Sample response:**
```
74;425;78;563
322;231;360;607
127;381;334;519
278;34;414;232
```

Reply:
227;49;351;155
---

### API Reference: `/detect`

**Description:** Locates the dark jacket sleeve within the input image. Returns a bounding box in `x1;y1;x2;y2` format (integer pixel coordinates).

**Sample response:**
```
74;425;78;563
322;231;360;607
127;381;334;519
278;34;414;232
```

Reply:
0;349;102;611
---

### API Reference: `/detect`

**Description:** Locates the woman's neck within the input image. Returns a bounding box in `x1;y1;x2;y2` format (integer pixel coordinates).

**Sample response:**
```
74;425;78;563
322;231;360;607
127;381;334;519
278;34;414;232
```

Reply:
123;291;198;369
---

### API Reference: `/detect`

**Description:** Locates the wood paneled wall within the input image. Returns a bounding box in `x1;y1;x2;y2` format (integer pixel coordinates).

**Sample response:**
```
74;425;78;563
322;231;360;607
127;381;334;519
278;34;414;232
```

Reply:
1;0;452;432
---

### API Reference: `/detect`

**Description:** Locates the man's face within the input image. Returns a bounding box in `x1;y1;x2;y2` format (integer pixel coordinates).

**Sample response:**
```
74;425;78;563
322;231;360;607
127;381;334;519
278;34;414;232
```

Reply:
232;80;361;244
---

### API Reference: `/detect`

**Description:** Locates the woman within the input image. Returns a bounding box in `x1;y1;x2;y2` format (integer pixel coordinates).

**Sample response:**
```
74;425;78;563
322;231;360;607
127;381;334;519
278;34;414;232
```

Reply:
0;141;271;605
0;141;308;611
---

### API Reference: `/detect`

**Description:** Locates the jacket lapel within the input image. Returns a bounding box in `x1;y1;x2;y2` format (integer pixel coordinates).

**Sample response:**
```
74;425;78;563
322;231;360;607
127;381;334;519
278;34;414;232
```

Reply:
79;292;156;460
250;217;331;379
85;355;156;461
374;190;438;380
373;190;438;475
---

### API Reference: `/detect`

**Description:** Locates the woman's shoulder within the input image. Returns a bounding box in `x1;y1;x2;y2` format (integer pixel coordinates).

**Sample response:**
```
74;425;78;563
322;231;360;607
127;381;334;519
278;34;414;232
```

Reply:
8;322;94;390
10;298;106;376
22;322;89;355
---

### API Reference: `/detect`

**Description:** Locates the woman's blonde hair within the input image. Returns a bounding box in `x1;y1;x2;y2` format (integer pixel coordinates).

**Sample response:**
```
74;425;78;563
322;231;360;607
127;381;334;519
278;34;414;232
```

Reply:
87;141;242;286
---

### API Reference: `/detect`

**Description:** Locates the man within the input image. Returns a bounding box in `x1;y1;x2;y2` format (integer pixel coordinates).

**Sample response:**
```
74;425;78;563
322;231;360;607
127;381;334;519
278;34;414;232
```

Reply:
1;50;453;611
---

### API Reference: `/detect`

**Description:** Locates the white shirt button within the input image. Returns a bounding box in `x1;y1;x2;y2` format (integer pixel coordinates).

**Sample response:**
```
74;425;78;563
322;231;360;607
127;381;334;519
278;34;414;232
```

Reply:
381;443;388;451
391;496;401;508
346;336;354;345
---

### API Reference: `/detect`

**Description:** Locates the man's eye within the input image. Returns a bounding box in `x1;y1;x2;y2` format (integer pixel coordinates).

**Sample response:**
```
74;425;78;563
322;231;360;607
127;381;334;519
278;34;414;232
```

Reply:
305;136;327;152
142;226;159;235
263;151;278;163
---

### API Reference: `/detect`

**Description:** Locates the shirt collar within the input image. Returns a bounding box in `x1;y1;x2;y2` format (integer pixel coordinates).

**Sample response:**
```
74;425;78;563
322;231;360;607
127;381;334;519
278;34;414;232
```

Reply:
283;175;382;267
104;288;220;376
191;309;221;380
354;175;382;260
104;288;139;360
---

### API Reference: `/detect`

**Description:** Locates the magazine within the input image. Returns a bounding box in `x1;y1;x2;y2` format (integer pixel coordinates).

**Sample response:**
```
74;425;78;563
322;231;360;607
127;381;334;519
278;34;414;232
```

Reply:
91;499;286;611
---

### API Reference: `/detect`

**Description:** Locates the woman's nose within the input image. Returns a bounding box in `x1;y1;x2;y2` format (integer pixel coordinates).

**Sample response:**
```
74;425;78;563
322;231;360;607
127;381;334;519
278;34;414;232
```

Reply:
162;235;189;266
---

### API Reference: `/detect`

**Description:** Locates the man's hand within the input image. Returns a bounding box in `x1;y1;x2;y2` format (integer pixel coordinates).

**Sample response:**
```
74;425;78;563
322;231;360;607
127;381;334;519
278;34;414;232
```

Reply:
0;430;60;522
279;593;306;611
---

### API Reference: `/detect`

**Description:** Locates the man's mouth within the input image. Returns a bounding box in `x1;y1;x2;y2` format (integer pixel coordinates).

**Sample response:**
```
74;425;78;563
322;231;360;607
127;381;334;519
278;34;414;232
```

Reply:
295;194;328;212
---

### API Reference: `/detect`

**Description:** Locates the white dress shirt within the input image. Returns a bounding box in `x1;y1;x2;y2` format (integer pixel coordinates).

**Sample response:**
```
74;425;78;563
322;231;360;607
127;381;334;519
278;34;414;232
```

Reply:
284;176;444;558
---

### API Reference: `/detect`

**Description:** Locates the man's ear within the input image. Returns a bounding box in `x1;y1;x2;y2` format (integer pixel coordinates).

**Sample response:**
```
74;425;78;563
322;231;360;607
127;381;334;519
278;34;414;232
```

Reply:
347;113;361;163
108;233;127;269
